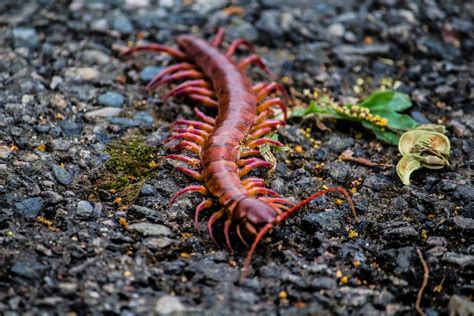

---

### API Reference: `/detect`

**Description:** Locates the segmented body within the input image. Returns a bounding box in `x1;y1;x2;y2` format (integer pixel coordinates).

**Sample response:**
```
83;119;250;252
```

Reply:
179;35;255;211
123;30;357;280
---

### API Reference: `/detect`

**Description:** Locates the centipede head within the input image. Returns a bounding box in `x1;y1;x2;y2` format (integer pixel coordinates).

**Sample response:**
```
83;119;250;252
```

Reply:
235;197;277;235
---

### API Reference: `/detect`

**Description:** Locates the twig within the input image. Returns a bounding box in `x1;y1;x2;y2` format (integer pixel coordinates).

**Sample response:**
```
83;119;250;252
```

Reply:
415;248;429;316
340;149;393;168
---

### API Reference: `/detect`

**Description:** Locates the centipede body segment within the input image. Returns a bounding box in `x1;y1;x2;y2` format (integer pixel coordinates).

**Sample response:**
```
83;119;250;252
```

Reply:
122;29;358;280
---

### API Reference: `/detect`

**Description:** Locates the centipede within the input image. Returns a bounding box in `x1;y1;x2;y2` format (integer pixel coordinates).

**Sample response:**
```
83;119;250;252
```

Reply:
122;28;359;281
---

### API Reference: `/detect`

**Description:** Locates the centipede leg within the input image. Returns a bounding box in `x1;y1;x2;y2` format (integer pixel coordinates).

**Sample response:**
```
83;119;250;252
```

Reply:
247;138;284;149
146;63;195;91
248;187;280;197
175;167;203;181
236;224;249;247
163;79;211;100
173;120;214;132
257;97;288;120
239;54;275;78
169;185;208;206
226;39;254;57
165;154;201;167
194;198;213;231
168;87;215;99
249;127;273;139
121;44;186;59
187;94;219;107
257;82;290;103
239;159;272;177
166;133;205;145
211;27;226;47
194;108;216;125
251;119;285;133
224;219;234;255
207;209;225;246
169;140;201;155
171;128;209;138
239;149;261;158
152;70;204;89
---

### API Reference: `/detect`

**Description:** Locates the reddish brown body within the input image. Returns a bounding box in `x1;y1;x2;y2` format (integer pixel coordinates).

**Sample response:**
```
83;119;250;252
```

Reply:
123;30;357;280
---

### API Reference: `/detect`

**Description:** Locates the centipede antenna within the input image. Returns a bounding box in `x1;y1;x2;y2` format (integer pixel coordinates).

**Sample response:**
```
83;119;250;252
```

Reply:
120;44;186;59
241;222;273;282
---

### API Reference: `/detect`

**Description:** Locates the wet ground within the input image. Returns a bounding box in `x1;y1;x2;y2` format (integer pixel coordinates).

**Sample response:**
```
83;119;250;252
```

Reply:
0;0;473;315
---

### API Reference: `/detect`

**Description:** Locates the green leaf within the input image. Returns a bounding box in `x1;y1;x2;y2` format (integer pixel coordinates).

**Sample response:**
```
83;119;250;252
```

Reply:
291;107;307;117
371;110;419;131
304;101;337;115
359;90;412;112
362;121;400;145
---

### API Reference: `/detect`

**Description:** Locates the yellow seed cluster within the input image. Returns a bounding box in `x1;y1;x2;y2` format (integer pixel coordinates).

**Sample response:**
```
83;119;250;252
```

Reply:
331;104;389;128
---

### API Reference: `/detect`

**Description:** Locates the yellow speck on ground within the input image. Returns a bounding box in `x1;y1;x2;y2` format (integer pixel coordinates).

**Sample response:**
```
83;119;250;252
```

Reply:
37;144;46;152
353;260;361;267
180;252;191;258
278;291;288;300
148;160;159;169
348;230;358;238
339;276;349;285
294;145;303;153
335;198;343;205
113;197;122;205
421;229;428;240
10;144;19;151
123;271;133;278
336;270;343;278
322;184;329;190
118;217;129;229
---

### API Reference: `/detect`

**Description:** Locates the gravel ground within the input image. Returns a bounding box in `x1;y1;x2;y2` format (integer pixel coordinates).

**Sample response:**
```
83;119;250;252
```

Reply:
0;0;473;315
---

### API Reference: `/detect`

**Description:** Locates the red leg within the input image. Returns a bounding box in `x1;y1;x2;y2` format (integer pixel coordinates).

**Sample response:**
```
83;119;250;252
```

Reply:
251;120;285;132
258;197;296;207
239;149;261;158
252;82;266;94
207;209;225;246
236;224;249;247
195;199;213;231
241;177;265;187
120;44;186;59
175;167;203;181
248;187;280;197
247;138;284;149
169;140;201;155
171;128;208;138
239;160;272;177
249;127;273;139
163;79;211;100
226;39;254;57
172;120;214;132
257;97;288;120
146;63;194;91
255;110;274;125
224;219;234;255
152;70;204;89
211;27;226;47
166;87;215;101
187;94;219;107
257;82;290;103
169;185;208;206
194;107;216;125
238;54;275;78
166;132;205;145
165;154;201;166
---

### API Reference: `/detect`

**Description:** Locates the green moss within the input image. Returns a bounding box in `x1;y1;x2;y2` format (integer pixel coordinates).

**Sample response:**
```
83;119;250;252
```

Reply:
94;136;158;204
